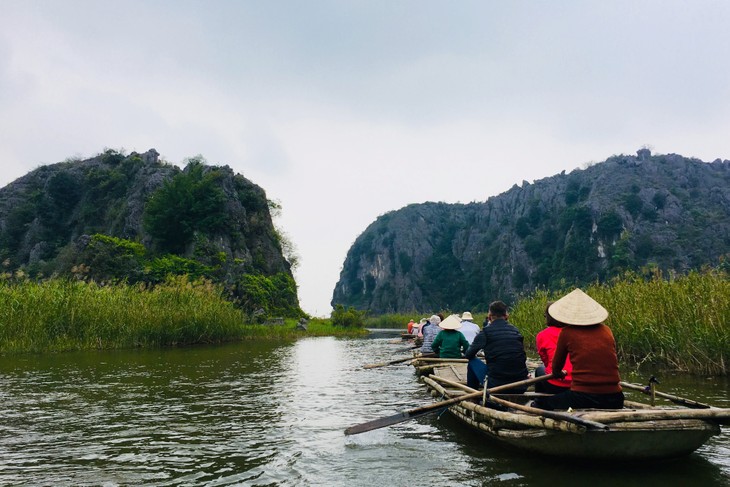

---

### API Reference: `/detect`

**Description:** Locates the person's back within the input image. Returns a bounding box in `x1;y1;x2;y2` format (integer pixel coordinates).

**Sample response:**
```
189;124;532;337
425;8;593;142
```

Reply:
420;315;441;354
472;318;528;383
431;315;469;358
555;324;620;394
533;288;624;411
535;304;573;393
465;301;528;391
459;312;480;344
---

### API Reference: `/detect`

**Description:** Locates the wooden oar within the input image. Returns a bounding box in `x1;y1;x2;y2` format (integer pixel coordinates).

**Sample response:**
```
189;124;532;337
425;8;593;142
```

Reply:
363;353;434;369
619;381;713;409
429;375;609;431
486;395;609;430
344;374;554;435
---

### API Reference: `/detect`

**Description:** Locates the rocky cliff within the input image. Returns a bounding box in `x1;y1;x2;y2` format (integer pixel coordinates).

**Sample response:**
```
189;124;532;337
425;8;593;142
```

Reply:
0;149;300;316
332;150;730;313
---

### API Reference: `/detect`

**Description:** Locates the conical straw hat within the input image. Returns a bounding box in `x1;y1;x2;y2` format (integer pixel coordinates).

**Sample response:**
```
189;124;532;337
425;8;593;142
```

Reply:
439;314;463;330
548;288;608;326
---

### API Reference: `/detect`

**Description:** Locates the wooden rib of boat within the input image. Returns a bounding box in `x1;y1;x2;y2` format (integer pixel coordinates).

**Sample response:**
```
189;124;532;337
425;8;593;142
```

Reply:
410;358;729;461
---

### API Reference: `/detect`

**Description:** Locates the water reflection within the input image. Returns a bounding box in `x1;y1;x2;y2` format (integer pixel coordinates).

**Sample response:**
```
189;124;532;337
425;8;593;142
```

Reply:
0;333;727;486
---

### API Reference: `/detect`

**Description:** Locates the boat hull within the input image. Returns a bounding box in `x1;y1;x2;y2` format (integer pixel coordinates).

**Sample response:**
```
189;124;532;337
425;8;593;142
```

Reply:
447;401;720;460
416;361;724;461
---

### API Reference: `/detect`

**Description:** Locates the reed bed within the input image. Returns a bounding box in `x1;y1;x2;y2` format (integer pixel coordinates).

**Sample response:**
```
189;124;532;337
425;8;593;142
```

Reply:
0;276;363;353
510;269;730;375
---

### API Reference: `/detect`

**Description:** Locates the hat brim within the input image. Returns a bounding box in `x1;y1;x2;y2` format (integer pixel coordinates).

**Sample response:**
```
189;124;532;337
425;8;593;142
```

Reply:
439;314;463;330
548;288;608;326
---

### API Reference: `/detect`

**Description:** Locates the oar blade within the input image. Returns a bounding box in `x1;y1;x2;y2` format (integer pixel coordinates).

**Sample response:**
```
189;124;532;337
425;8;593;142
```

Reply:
344;407;447;435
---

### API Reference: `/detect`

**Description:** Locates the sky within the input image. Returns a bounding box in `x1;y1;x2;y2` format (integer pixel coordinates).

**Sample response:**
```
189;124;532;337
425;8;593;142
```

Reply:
1;1;730;316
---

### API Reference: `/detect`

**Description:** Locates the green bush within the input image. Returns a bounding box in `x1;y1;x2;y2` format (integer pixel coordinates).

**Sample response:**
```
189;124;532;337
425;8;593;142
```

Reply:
143;160;227;253
331;304;367;327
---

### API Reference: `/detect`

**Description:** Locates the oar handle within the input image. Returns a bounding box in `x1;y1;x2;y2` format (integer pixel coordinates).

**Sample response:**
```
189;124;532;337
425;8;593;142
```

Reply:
362;353;435;369
404;373;556;414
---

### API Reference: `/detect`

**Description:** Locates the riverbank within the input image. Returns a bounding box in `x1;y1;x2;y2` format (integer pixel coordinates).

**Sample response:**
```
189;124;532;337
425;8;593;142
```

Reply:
0;276;365;354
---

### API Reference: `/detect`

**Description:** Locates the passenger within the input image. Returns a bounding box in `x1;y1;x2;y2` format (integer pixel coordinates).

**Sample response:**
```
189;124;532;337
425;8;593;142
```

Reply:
431;314;469;358
407;319;416;335
458;311;481;344
415;318;427;337
533;289;624;411
420;314;442;354
465;301;528;393
534;303;572;394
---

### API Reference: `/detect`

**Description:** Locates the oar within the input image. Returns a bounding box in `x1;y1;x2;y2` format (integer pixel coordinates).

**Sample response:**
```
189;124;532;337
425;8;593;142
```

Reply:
429;375;608;431
344;374;554;435
363;353;434;369
486;395;609;430
620;381;713;409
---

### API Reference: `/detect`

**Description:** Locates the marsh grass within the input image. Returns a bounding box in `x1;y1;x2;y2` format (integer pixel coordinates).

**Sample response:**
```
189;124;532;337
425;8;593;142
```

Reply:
0;276;364;353
510;269;730;375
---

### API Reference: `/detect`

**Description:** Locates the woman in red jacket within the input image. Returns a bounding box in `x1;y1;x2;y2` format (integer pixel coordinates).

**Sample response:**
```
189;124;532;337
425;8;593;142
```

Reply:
534;302;573;394
534;289;624;411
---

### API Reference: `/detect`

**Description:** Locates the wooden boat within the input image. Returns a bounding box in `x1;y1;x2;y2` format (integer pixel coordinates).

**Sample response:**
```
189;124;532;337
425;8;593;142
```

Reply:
411;358;730;461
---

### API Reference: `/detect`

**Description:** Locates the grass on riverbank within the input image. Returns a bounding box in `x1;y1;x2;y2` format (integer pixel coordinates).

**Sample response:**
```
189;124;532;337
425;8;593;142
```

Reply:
0;276;365;353
510;269;729;375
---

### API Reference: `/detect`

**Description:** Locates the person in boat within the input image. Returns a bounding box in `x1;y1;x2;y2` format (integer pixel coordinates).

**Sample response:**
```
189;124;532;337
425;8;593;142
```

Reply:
406;319;416;335
415;318;427;337
534;302;573;394
420;314;442;354
533;289;624;411
431;314;469;358
464;301;529;393
458;311;480;344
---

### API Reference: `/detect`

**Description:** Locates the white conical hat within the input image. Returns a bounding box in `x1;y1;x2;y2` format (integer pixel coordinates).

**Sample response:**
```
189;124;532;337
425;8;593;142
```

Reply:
461;311;474;321
548;288;608;326
439;314;463;330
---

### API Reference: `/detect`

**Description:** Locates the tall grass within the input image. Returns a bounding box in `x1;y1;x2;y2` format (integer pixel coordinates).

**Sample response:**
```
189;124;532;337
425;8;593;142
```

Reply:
0;276;364;353
510;269;730;375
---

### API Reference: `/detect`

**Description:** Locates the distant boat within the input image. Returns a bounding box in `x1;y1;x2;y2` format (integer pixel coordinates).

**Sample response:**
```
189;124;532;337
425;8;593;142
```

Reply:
412;359;730;461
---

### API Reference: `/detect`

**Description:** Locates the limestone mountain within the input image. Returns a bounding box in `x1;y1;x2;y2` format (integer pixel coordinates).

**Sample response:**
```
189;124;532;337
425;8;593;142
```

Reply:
332;150;730;313
0;149;302;317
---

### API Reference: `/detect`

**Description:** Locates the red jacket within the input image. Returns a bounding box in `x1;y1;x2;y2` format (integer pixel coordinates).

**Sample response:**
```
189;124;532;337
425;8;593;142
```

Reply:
536;326;572;388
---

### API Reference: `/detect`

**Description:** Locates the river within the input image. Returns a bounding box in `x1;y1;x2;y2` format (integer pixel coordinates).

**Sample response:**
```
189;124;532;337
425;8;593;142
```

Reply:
0;329;728;486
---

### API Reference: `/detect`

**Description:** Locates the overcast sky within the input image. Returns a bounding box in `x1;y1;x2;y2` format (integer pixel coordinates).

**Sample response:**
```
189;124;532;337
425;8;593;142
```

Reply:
2;1;729;316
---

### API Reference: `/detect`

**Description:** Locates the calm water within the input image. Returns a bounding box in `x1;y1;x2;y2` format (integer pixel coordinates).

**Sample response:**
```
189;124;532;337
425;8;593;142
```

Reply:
0;330;728;486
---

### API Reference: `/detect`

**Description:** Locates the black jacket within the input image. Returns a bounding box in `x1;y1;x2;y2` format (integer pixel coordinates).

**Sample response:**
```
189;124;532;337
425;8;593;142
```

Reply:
465;318;528;381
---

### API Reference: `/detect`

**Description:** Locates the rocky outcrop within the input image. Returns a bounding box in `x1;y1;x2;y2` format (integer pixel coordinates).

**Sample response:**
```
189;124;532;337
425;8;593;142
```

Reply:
0;149;298;313
332;151;730;313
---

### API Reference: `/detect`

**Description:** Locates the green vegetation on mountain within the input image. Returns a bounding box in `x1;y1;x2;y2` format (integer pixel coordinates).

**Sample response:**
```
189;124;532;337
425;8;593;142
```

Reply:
0;148;303;321
333;150;730;313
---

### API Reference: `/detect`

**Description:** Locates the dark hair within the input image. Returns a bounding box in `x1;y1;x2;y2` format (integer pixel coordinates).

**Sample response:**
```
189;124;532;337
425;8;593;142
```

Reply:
488;301;508;317
545;302;566;328
437;313;445;321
